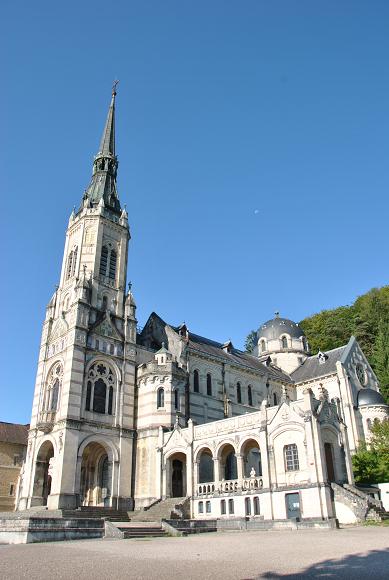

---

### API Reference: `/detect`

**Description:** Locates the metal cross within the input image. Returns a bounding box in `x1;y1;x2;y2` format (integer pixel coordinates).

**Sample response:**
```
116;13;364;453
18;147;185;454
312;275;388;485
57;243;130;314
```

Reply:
112;79;119;95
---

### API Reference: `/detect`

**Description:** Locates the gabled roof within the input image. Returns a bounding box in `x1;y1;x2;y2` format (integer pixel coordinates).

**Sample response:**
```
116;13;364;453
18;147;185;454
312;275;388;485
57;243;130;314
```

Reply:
181;330;292;383
291;345;346;383
0;422;29;445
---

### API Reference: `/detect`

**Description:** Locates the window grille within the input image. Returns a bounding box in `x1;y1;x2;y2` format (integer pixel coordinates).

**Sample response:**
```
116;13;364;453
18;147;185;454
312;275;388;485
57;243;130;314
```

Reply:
284;444;299;471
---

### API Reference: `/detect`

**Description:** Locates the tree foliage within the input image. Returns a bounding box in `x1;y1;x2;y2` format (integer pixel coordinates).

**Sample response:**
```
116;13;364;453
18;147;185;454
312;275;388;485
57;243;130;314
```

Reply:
352;419;389;484
244;330;257;354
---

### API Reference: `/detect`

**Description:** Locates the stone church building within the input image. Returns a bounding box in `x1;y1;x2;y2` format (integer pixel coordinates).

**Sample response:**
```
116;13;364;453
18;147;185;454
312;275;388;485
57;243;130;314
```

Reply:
18;90;388;524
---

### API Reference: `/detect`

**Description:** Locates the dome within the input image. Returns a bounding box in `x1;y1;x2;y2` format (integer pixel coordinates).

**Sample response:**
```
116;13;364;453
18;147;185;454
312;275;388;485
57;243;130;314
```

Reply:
357;388;387;407
258;314;305;341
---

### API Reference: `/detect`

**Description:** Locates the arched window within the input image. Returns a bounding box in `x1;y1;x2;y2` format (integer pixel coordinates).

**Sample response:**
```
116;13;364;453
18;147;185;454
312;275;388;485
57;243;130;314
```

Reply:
85;362;115;415
174;389;179;410
157;387;164;408
44;363;63;412
260;339;266;353
66;251;73;280
366;418;372;431
221;499;226;515
102;296;108;311
109;249;117;280
193;370;199;393
93;379;106;414
284;444;299;471
99;246;108;276
248;385;253;406
302;337;308;351
72;246;78;276
207;373;212;396
245;497;252;516
273;393;278;406
237;382;242;404
281;336;288;349
253;497;260;515
199;451;214;483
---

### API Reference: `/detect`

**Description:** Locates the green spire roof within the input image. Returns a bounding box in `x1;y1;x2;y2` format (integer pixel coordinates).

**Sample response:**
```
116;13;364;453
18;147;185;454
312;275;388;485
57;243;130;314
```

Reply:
82;83;121;214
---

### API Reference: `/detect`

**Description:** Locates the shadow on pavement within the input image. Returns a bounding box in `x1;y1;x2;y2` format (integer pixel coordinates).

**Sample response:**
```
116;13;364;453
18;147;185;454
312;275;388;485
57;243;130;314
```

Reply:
247;548;389;579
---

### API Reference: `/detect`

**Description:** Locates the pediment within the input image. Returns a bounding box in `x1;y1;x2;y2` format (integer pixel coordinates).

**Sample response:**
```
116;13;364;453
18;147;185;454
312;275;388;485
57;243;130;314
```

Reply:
49;317;69;342
93;314;122;340
268;402;304;429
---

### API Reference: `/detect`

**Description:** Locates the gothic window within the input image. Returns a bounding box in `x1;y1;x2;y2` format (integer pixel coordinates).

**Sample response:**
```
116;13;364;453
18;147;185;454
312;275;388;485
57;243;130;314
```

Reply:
109;249;117;280
237;382;242;404
260;339;266;353
99;246;109;276
102;296;108;311
174;389;179;410
72;246;78;276
206;374;212;396
43;363;63;412
93;379;106;413
248;385;253;406
273;393;278;406
66;251;73;280
284;444;299;471
85;362;115;415
281;336;288;349
193;370;199;393
157;388;165;408
366;418;372;431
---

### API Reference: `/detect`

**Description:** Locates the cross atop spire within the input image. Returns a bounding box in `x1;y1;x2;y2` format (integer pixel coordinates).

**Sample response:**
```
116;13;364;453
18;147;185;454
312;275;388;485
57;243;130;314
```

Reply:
81;84;122;214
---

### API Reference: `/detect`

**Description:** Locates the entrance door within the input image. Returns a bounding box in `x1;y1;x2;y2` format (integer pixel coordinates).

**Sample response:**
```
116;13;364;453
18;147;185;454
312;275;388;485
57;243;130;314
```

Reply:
171;459;184;497
286;492;301;519
324;443;335;482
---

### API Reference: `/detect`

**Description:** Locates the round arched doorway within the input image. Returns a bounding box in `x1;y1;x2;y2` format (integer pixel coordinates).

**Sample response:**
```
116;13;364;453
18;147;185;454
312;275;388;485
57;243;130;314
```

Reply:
80;442;110;507
168;452;187;498
32;440;54;506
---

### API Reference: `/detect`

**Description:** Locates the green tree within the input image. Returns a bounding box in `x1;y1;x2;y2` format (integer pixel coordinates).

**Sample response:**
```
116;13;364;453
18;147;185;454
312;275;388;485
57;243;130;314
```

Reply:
244;330;257;353
352;419;389;484
371;319;389;404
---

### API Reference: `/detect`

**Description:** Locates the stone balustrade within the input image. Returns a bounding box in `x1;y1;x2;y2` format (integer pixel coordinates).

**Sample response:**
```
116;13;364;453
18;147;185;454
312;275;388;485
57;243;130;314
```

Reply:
196;476;264;496
36;411;56;432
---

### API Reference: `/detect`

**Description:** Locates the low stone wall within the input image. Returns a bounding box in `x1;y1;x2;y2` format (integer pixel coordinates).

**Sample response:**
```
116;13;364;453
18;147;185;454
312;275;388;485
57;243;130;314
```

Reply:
164;519;217;534
0;517;104;544
217;517;337;532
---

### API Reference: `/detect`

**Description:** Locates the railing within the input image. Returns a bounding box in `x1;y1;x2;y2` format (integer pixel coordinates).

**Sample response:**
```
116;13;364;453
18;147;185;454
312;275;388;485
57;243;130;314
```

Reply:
36;411;56;432
196;477;264;496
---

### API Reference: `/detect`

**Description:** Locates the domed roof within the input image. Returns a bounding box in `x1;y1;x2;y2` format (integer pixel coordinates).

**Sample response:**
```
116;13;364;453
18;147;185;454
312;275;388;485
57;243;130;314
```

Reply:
357;388;387;407
258;314;305;341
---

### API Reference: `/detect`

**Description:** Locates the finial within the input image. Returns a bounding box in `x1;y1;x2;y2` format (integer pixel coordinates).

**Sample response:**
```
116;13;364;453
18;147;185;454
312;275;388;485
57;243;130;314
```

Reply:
275;311;280;318
112;79;119;96
128;281;132;292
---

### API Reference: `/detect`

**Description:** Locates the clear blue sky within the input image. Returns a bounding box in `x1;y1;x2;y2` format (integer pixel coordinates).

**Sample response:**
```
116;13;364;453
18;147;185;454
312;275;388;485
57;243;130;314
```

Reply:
1;1;388;423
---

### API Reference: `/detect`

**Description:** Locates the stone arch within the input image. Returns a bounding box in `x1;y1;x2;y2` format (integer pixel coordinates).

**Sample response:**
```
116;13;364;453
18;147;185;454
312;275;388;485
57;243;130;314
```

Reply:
217;441;238;481
196;447;214;484
85;356;122;384
164;451;187;498
77;435;119;463
32;439;55;506
240;438;262;477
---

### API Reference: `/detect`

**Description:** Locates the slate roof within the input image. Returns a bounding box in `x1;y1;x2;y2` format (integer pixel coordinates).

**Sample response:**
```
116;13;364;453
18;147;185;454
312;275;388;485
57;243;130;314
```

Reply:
187;331;292;383
0;422;29;445
291;346;346;383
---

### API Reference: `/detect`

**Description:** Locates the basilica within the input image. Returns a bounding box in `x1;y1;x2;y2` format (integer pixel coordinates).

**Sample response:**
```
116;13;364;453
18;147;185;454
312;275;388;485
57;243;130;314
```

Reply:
18;89;388;525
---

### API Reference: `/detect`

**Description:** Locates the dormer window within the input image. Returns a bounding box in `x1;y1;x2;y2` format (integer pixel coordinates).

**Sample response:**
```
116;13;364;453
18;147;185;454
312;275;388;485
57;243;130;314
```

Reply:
317;351;328;364
222;340;233;354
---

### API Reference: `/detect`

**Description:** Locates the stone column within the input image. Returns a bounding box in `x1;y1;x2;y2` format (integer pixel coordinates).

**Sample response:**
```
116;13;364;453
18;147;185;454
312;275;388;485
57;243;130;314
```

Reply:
236;454;244;485
213;458;220;489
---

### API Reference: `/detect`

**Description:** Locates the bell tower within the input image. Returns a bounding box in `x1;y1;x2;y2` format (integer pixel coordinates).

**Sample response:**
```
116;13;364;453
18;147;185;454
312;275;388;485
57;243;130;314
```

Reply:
19;86;137;511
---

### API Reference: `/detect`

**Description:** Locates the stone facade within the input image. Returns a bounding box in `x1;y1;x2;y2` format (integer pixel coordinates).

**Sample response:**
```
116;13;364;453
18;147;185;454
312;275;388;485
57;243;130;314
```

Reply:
0;423;28;511
17;90;389;524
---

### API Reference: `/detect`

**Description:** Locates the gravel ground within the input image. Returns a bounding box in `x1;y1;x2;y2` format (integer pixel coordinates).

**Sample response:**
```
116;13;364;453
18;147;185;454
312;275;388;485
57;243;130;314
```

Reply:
0;527;388;579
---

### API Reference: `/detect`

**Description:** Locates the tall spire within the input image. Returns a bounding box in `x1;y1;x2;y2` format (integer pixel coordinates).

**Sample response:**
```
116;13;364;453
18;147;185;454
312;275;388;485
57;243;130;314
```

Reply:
82;82;121;214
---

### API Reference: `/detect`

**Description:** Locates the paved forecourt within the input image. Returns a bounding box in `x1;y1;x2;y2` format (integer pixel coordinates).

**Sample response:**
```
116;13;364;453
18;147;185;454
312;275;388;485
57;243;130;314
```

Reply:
0;527;388;579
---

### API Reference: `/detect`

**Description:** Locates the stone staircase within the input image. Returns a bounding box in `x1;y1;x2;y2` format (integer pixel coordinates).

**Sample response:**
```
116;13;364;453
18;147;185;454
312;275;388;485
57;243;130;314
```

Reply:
61;507;130;522
331;483;389;522
109;521;169;539
128;497;190;523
